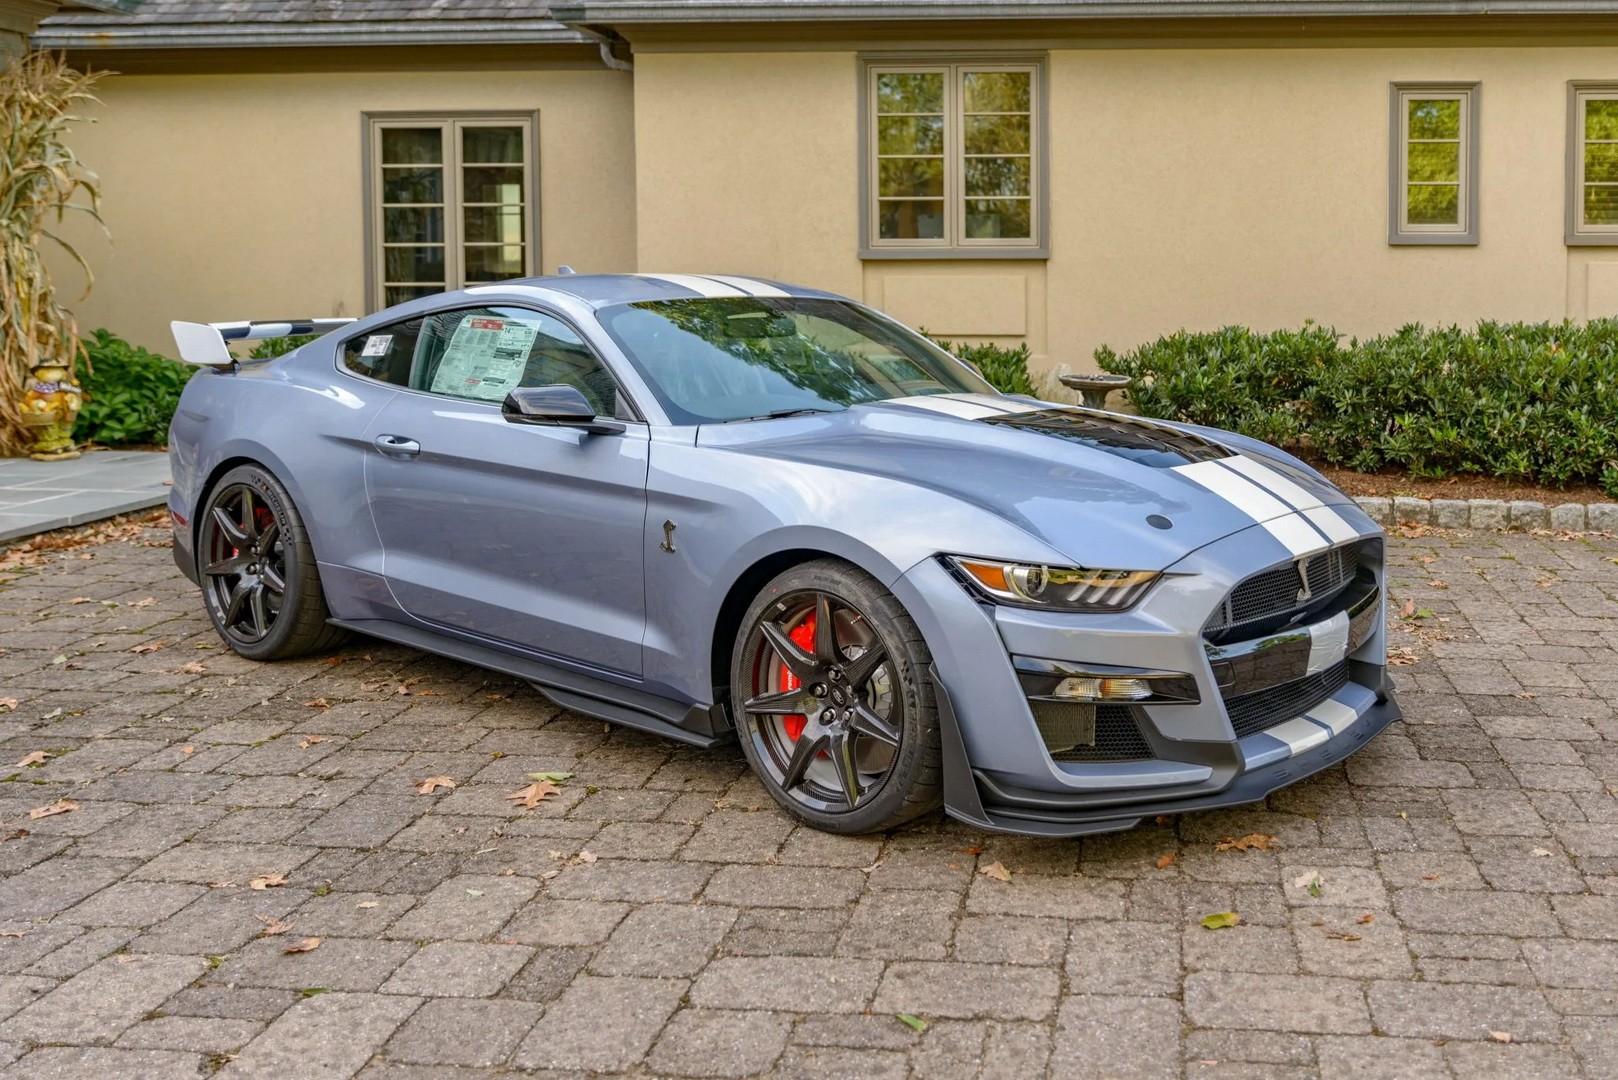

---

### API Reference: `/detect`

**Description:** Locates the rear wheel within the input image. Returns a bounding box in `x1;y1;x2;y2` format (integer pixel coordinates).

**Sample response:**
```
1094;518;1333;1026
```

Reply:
730;559;942;833
196;464;346;660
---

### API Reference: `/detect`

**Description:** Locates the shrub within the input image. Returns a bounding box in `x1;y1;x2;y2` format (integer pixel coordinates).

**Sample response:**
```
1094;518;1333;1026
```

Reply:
74;330;195;447
928;334;1037;396
1097;319;1618;497
249;334;316;360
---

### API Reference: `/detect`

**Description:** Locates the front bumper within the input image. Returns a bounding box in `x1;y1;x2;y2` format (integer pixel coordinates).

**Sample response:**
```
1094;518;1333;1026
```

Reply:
893;505;1397;838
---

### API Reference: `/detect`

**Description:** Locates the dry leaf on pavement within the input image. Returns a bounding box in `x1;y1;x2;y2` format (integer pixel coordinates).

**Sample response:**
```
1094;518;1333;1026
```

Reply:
978;860;1012;883
0;698;19;713
1214;833;1279;852
1155;852;1177;870
258;915;293;936
297;735;327;750
302;698;330;710
505;780;561;809
249;873;288;891
28;799;78;820
1200;911;1242;930
129;640;166;654
1489;1031;1513;1044
282;937;321;954
13;751;50;767
416;775;457;795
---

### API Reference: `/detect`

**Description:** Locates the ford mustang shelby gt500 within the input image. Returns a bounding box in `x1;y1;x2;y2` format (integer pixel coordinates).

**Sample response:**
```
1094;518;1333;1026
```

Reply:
167;273;1398;837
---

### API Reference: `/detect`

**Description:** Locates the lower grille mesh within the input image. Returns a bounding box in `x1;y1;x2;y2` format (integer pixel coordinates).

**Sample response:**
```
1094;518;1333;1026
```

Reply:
1035;702;1155;763
1225;660;1351;739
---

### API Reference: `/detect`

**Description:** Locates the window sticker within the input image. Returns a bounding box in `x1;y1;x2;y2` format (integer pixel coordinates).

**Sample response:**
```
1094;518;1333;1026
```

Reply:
429;316;539;402
360;334;393;357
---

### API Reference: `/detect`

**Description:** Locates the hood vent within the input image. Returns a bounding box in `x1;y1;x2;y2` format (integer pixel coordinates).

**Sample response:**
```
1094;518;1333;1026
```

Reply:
980;408;1232;468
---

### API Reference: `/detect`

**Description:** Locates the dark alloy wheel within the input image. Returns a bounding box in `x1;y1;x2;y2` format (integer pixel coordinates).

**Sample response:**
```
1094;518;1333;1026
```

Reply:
200;482;286;645
732;560;942;832
195;464;348;661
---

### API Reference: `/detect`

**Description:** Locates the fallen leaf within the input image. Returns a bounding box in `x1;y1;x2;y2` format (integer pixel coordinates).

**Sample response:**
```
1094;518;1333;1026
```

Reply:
1489;1031;1513;1044
1530;847;1553;858
13;751;50;767
896;1013;928;1033
249;873;288;891
1200;911;1242;930
175;661;207;674
1324;930;1362;941
356;900;380;909
577;850;598;864
257;915;293;936
1155;852;1177;870
0;698;18;713
297;735;326;750
0;930;27;939
1422;873;1441;881
131;597;156;608
2;828;30;842
1427;579;1449;589
1214;832;1279;852
1357;913;1375;925
1292;871;1325;898
1387;647;1419;666
68;596;94;604
282;937;321;954
961;845;985;857
415;775;457;795
978;860;1012;883
506;780;561;809
129;640;166;654
1399;598;1416;618
28;799;78;820
179;745;195;756
302;698;330;710
528;771;573;783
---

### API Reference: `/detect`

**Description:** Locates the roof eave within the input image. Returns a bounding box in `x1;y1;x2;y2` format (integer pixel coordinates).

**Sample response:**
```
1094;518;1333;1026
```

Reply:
549;0;1618;20
32;18;594;50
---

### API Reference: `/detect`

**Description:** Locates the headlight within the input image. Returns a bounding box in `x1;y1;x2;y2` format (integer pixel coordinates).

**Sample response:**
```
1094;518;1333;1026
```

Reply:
947;556;1160;612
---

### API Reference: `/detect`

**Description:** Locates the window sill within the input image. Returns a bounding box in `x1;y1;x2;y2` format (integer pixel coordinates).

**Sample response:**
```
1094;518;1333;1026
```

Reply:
1566;233;1618;247
860;246;1050;261
1388;233;1478;247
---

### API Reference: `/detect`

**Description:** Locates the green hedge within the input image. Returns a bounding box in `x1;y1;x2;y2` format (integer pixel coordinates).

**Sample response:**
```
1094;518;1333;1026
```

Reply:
1096;320;1618;497
74;329;195;447
927;334;1037;396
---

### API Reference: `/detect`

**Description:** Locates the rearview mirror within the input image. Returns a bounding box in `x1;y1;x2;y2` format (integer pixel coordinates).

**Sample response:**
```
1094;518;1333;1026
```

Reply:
502;385;624;435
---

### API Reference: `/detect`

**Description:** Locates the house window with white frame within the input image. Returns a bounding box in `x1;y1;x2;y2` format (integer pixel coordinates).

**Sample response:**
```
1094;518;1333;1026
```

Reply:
862;59;1046;257
365;114;538;309
1389;84;1479;245
1568;84;1618;244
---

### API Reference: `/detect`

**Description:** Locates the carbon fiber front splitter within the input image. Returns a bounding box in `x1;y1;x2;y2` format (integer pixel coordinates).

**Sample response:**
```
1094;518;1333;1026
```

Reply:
933;666;1401;839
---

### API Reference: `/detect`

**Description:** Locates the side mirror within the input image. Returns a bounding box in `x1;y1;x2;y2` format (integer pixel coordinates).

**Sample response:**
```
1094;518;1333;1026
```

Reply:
502;385;624;435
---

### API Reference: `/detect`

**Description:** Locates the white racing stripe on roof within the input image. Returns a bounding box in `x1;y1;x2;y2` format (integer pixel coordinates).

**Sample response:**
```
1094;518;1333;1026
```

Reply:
1173;460;1329;557
636;273;748;298
890;395;1007;420
699;274;792;297
1265;716;1331;756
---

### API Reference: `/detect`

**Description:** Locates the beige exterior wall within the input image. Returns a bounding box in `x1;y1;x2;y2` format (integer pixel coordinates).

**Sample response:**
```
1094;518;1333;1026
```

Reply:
52;58;637;353
632;38;1618;375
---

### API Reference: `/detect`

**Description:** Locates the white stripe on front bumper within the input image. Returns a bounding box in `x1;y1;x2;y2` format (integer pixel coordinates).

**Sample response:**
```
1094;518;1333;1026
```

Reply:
1306;611;1352;675
1265;716;1331;755
1305;696;1360;735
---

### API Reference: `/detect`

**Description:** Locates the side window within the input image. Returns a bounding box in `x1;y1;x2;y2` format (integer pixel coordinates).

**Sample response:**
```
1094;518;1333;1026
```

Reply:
342;317;423;386
413;306;621;416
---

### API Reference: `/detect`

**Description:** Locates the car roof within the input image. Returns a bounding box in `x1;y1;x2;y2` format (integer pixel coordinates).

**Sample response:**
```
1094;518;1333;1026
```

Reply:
504;272;845;308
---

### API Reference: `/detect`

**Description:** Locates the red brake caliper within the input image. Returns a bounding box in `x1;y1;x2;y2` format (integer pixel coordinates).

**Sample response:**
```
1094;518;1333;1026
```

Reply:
777;610;816;742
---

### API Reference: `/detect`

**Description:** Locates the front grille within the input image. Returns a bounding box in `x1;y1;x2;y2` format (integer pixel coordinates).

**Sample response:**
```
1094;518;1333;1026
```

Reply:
1034;702;1155;762
1206;543;1360;639
1225;660;1351;739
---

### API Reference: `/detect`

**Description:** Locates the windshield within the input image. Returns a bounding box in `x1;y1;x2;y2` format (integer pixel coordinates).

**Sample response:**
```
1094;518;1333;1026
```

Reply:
595;297;996;424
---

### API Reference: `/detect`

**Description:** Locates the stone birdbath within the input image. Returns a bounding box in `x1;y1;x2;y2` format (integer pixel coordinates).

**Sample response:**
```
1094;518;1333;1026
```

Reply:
1058;372;1133;410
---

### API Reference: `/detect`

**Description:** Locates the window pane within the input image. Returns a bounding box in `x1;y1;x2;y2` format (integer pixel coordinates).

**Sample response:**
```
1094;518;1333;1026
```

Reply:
463;166;524;204
384;245;445;283
384;285;441;306
877;72;943;114
382;167;444;204
463;244;525;281
343;316;423;385
963;71;1030;113
964;156;1031;198
878;200;945;239
1585;98;1618;140
879;158;944;198
1407;98;1461;139
1407;141;1460;183
464;205;525;244
381;128;442;165
1407;184;1460;225
1585;141;1618;183
964;113;1030;155
462;126;524;164
383;206;444;244
964;198;1031;239
878;115;944;156
1585;185;1618;226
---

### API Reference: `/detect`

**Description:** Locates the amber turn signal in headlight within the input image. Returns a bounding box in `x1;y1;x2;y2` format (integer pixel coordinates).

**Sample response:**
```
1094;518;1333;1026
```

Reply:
947;556;1160;613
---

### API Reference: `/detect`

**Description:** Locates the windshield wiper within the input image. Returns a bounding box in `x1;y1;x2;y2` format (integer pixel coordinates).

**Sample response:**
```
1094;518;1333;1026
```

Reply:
726;407;837;423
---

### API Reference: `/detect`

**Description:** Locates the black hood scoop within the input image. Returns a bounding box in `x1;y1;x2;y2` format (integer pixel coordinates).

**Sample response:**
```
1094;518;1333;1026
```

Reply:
980;408;1233;468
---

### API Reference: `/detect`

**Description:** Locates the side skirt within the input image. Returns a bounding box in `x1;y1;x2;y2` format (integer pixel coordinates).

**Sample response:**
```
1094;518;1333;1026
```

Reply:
330;617;730;750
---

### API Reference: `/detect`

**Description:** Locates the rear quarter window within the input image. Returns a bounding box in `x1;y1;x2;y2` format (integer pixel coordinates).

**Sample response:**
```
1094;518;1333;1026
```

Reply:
342;320;423;386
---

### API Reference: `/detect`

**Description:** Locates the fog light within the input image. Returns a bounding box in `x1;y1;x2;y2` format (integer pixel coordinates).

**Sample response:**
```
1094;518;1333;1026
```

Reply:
1052;676;1153;702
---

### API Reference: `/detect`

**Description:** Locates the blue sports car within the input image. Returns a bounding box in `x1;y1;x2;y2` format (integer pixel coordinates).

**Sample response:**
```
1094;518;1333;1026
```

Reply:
167;273;1398;837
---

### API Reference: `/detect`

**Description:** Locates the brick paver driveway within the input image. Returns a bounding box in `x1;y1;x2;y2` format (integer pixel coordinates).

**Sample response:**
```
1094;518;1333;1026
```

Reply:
1;514;1615;1079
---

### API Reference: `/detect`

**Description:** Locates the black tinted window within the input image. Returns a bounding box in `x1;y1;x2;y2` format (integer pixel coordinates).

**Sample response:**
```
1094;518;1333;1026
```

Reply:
342;318;423;386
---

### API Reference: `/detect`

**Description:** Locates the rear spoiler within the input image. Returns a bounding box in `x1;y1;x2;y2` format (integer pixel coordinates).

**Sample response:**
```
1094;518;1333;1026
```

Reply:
170;318;356;368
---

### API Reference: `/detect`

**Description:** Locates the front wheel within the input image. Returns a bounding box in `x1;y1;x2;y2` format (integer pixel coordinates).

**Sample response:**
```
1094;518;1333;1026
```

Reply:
196;464;346;661
730;559;942;834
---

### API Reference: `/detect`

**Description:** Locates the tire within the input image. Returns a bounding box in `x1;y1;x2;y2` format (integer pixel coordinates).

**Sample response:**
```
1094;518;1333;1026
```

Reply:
194;464;347;661
730;558;942;833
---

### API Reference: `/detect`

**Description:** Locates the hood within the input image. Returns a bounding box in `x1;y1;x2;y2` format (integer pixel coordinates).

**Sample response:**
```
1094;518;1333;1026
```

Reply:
696;394;1359;572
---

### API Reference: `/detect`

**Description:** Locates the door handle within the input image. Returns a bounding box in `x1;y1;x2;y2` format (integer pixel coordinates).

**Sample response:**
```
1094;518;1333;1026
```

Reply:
374;434;421;458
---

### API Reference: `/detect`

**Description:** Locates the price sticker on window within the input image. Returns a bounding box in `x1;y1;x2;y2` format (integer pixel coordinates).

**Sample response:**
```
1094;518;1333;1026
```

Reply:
429;317;539;402
360;335;392;357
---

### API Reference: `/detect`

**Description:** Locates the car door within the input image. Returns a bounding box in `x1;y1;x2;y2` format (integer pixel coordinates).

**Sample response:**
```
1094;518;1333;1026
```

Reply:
359;304;650;676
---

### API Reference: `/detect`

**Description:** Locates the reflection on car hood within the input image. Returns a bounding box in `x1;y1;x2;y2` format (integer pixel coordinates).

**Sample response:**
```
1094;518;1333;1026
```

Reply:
696;394;1358;571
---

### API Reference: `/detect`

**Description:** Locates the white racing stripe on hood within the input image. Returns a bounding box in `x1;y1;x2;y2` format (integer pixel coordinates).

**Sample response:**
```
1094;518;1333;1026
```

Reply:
889;394;1036;420
1225;454;1362;543
699;274;792;297
636;273;747;298
1173;459;1330;557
